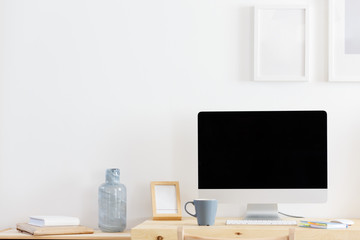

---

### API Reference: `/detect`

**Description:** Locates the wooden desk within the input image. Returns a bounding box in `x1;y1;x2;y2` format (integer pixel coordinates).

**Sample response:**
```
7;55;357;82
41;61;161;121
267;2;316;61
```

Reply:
0;229;130;240
131;218;360;240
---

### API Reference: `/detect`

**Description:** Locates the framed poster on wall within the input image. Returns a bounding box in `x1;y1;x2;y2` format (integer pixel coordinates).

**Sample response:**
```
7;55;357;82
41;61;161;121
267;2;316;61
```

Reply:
254;5;309;81
329;0;360;81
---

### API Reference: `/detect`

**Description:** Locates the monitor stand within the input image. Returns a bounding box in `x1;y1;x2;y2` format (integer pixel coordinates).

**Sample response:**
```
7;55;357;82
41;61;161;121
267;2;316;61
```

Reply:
243;203;281;220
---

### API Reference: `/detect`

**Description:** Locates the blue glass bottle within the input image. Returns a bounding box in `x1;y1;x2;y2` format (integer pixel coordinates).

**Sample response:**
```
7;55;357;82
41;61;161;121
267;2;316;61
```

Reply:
98;168;126;232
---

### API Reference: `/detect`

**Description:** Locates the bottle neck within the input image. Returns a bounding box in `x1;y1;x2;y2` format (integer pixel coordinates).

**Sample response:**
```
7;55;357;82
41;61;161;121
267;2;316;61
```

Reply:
105;168;120;184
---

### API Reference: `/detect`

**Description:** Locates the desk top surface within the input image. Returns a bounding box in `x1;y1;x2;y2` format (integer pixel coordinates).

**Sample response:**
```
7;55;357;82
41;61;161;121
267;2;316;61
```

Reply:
131;218;360;240
132;217;360;231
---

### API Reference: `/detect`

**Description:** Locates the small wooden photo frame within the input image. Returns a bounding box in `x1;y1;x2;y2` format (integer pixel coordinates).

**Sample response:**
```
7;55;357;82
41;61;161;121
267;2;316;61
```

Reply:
151;181;182;220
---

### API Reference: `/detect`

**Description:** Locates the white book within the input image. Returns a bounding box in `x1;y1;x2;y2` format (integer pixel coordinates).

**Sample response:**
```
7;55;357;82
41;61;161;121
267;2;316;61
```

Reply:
29;216;80;227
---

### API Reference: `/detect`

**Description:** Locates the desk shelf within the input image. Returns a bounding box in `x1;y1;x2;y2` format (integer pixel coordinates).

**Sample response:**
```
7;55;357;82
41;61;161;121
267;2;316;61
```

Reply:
0;229;130;240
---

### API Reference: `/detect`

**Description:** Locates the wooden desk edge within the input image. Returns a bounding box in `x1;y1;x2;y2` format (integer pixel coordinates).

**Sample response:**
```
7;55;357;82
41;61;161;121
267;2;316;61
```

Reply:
0;229;131;239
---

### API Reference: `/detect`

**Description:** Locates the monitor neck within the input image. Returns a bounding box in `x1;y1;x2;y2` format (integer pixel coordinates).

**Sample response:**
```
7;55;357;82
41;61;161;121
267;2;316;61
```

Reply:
244;203;281;220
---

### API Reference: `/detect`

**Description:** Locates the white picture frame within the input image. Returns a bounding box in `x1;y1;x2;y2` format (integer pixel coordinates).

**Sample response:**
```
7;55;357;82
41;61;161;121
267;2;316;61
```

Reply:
150;181;182;220
329;0;360;81
254;5;309;81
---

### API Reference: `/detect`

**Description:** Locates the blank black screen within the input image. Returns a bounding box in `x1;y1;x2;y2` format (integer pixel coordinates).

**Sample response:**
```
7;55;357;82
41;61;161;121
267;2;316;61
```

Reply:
198;111;327;189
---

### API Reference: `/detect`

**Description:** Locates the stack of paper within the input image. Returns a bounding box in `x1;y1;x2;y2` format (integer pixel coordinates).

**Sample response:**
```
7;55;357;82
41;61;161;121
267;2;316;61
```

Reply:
29;216;80;227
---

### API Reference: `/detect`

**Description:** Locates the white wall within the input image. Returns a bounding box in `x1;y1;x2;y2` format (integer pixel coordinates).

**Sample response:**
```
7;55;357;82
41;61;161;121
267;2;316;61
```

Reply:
1;0;360;229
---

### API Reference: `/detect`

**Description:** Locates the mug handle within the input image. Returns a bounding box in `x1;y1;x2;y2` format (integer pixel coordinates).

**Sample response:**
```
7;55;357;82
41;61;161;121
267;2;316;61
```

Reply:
184;201;196;217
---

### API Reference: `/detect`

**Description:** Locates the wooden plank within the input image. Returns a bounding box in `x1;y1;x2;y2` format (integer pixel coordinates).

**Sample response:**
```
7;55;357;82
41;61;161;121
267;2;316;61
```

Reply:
17;224;94;236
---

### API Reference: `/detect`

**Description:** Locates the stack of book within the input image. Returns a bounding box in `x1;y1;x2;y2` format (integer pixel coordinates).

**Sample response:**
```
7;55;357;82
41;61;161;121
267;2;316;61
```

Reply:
17;216;94;236
299;220;348;229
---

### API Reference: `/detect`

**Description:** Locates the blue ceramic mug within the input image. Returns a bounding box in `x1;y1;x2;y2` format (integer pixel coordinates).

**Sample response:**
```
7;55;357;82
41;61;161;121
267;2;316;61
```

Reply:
184;199;217;226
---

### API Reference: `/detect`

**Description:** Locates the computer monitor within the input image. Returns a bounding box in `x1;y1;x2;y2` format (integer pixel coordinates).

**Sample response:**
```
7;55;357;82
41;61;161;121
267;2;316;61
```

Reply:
198;111;327;220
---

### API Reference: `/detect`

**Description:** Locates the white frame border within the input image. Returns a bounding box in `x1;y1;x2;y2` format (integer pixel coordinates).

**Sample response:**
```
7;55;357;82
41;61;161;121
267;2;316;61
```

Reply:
253;5;309;82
